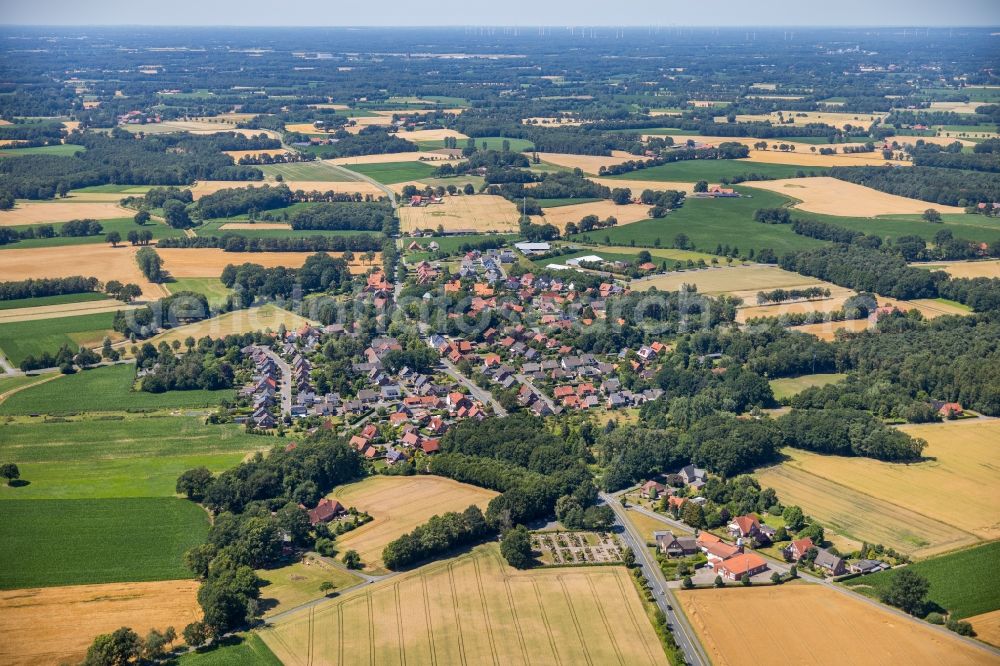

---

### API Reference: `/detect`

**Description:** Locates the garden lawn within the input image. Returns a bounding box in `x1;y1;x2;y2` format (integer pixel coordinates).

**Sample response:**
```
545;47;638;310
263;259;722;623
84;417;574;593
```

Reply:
604;159;825;182
843;541;1000;619
0;218;183;250
0;363;235;415
0;292;107;311
0;416;268;499
0;310;118;366
0;497;209;588
343;161;438;184
575;188;825;255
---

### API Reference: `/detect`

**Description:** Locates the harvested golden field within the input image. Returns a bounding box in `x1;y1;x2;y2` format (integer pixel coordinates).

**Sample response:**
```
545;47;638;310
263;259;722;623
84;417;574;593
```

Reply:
189;180;384;199
398;128;469;142
744;177;966;216
0;299;133;324
592;177;697;194
929;101;987;115
218;222;292;230
634;264;823;296
890;298;972;319
0;580;199;666
743;148;899;167
919;259;1000;279
125;119;236;134
0;245;167;298
967;609;1000;648
677;585;992;666
399;194;521;234
262;544;667;666
223;148;293;161
327;151;454;166
732;110;884;130
308;103;350;110
756;420;1000;556
536;151;637;175
736;286;858;323
0;201;130;226
144;305;315;349
534;200;651;231
330;475;498;572
158;248;378;277
789;318;871;341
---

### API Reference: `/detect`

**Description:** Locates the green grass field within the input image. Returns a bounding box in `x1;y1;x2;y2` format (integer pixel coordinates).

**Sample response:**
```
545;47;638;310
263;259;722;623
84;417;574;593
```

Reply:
0;373;51;396
177;634;282;666
769;373;846;400
843;541;1000;619
406;233;513;261
574;188;825;255
538;197;603;208
256;161;355;181
0;497;209;588
605;160;826;182
165;278;233;308
533;248;652;268
414;136;535;152
72;184;154;194
0;416;268;499
0;218;183;250
0;311;118;366
343;161;438;184
0;292;108;311
0;143;85;157
779;209;1000;246
0;363;235;415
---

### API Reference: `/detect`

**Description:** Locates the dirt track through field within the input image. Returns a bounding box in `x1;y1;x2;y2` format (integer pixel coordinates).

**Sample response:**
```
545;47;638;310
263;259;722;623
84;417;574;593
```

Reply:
0;580;200;666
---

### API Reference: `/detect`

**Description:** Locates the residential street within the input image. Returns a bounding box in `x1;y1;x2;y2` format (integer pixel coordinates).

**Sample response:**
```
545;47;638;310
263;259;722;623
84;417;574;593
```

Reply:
438;357;508;417
601;492;709;666
257;346;292;416
514;373;558;412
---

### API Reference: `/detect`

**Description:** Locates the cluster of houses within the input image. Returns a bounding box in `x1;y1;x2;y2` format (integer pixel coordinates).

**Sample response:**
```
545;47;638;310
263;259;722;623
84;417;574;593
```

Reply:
117;109;162;125
655;530;770;582
240;345;283;429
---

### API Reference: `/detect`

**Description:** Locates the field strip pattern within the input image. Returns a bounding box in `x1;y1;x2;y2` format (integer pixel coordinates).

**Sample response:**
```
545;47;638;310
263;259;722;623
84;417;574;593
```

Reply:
756;463;979;557
261;546;666;666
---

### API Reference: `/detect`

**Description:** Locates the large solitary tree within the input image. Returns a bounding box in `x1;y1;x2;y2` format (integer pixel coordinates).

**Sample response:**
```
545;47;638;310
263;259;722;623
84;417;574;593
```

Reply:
881;569;930;615
1;463;19;485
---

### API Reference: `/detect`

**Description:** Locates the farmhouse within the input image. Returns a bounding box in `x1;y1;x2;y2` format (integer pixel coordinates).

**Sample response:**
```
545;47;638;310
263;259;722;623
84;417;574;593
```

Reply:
640;479;669;499
728;515;761;540
714;552;769;581
306;498;346;526
655;531;699;557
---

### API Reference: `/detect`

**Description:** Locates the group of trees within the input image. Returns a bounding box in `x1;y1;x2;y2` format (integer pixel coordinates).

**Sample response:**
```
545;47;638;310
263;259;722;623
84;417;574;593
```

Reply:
287;201;396;233
220;252;354;305
597;142;750;177
139;349;235;393
136;247;165;282
830;165;1000;206
0;275;100;300
157;233;383;253
381;505;490;570
753;208;792;225
195;183;293;219
0;218;104;246
755;286;830;304
777;408;926;461
304;128;418;158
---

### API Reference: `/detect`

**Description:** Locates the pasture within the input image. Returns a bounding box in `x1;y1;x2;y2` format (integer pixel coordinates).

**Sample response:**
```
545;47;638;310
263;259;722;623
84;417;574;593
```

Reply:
743;177;966;216
0;310;119;365
399;195;521;234
578;189;825;255
0;143;84;157
405;233;513;261
0;291;107;311
0;217;183;250
844;541;1000;620
165;277;233;307
0;201;130;226
341;160;439;185
756;420;1000;557
257;558;362;618
256;160;355;181
262;544;668;666
799;210;1000;246
0;298;132;325
179;634;282;666
604;159;823;183
329;475;498;572
677;585;990;666
0;416;267;499
769;373;846;400
0;244;168;298
0;363;235;415
0;497;209;588
0;580;200;666
416;135;534;152
145;305;315;349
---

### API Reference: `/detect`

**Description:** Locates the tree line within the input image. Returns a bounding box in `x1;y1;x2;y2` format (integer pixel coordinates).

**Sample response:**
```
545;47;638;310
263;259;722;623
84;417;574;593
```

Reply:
829;165;1000;206
0;276;100;300
156;233;384;253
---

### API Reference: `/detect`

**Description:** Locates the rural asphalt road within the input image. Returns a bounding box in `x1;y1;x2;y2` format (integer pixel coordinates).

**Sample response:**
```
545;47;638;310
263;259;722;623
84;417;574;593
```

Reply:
602;492;709;666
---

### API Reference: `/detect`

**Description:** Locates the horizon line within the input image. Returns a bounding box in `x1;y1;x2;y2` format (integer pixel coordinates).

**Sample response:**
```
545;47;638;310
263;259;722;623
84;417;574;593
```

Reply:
2;23;998;29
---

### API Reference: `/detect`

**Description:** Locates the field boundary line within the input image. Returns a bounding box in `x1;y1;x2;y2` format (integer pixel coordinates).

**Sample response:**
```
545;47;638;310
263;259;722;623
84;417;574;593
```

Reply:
501;577;530;665
472;555;500;666
612;570;660;665
307;604;315;666
447;562;468;666
584;573;626;666
558;575;594;666
772;460;982;542
394;582;406;666
367;591;375;665
420;570;438;666
530;579;563;666
337;598;344;666
0;373;62;404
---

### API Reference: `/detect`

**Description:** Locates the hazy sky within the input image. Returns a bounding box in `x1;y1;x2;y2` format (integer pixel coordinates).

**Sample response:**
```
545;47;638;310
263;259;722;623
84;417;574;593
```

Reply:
1;0;997;27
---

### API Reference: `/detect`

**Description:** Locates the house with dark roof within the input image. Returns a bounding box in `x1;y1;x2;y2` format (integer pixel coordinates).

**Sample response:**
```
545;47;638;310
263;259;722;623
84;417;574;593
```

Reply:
814;549;847;576
307;498;345;525
655;531;699;557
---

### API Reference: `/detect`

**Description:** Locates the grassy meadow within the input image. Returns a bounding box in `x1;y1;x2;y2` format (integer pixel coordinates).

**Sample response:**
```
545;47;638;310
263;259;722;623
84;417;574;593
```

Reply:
769;373;846;400
604;160;826;182
0;292;108;311
343;160;438;184
0;310;119;366
178;634;283;666
0;143;85;157
165;278;233;308
0;363;235;415
0;218;183;250
0;497;209;588
256;161;356;181
844;541;1000;619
